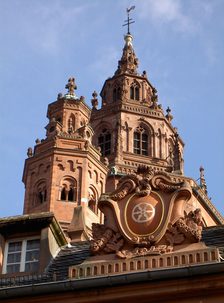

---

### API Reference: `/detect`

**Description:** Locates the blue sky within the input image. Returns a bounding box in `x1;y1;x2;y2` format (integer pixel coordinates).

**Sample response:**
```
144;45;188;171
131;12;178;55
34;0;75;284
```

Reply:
0;0;223;217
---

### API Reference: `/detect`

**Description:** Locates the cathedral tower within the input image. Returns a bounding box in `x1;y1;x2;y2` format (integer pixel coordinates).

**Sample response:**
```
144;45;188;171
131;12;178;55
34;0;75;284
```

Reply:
90;32;184;191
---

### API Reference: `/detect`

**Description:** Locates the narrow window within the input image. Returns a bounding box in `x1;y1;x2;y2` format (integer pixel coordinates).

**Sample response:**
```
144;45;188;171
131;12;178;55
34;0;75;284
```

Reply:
98;129;111;156
37;183;47;204
130;85;140;100
68;187;74;201
117;87;121;100
61;187;66;201
5;241;22;274
113;88;117;102
113;87;121;101
130;86;134;99
88;199;95;212
38;189;47;203
135;87;139;100
133;128;148;156
134;132;140;154
25;239;40;272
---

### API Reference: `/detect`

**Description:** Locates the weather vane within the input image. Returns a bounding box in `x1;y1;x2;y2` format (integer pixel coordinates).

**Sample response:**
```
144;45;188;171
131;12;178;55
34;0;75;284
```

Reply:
123;6;135;34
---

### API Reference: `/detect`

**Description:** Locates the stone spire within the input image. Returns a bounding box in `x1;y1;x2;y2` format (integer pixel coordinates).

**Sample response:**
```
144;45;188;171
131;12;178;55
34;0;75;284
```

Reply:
115;34;139;76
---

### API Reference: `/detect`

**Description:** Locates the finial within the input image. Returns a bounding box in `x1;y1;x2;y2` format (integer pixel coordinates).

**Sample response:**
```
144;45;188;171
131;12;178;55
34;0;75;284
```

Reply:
166;107;171;114
92;90;98;99
65;77;77;96
27;147;33;158
91;90;98;109
150;87;159;109
166;106;173;122
123;6;135;35
172;131;182;174
57;93;63;100
142;70;147;77
199;166;208;194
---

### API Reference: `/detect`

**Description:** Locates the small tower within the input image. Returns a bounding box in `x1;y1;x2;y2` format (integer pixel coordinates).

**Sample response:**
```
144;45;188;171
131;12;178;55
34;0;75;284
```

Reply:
22;78;108;238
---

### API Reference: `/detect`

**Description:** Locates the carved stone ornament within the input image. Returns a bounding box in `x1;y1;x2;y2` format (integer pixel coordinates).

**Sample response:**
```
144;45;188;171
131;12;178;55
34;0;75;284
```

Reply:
165;208;203;245
91;166;204;259
90;224;124;254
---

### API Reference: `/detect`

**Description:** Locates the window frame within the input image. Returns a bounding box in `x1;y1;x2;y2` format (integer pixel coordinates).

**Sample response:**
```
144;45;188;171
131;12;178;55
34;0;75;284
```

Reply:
2;237;40;274
60;178;77;202
133;128;149;156
130;85;140;101
98;129;111;156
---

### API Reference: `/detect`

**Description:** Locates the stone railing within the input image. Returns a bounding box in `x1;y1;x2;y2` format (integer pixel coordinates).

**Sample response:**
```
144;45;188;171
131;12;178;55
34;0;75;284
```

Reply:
69;247;220;280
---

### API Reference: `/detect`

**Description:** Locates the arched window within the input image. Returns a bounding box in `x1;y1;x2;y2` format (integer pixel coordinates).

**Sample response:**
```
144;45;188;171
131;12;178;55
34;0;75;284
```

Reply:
38;190;47;203
88;187;98;214
61;187;66;201
117;87;121;100
130;86;134;99
60;178;77;202
130;84;140;101
113;87;121;102
135;86;139;100
35;181;47;204
68;187;74;201
98;129;111;156
113;88;117;102
134;127;148;155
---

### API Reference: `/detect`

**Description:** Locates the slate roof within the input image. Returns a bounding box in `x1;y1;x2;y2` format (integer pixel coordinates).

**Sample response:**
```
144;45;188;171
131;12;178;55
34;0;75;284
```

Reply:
202;225;224;257
46;241;90;281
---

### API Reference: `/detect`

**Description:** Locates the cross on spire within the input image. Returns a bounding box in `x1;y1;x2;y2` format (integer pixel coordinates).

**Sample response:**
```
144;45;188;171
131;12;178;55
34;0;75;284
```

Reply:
123;6;135;34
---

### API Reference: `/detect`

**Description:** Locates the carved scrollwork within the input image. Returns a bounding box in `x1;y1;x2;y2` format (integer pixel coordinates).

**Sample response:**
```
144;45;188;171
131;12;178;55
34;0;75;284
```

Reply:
151;172;184;192
109;167;190;201
116;245;173;259
110;177;137;201
90;223;124;254
165;208;203;245
176;208;203;242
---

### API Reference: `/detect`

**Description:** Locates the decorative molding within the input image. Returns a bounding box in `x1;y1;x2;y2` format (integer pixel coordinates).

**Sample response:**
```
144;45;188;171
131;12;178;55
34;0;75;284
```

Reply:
70;247;220;280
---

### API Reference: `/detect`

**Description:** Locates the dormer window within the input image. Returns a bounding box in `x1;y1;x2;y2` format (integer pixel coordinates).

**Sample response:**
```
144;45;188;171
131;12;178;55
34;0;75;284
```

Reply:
3;239;40;274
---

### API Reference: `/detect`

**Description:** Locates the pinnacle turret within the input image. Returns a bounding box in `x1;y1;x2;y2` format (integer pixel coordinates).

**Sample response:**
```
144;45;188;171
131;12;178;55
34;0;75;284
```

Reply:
115;34;138;76
115;6;138;76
